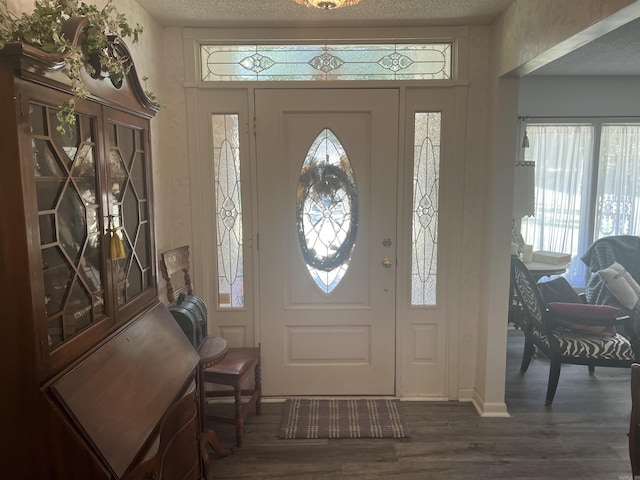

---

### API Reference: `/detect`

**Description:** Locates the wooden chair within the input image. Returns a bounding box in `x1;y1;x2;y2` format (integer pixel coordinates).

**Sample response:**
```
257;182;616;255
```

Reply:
160;245;262;448
510;256;638;404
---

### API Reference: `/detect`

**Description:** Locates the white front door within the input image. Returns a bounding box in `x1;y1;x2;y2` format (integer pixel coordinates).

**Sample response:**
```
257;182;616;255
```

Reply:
255;89;399;395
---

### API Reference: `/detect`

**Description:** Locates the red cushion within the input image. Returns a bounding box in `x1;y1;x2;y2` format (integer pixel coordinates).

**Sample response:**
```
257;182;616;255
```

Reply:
547;302;619;336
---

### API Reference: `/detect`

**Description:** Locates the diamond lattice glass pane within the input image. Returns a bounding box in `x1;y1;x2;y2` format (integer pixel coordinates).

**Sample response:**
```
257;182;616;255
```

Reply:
73;146;98;224
48;317;64;349
118;125;136;169
79;241;102;292
202;43;451;82
39;214;56;245
30;104;46;135
32;144;67;211
64;280;92;336
33;139;65;180
115;257;127;306
72;144;96;178
72;133;102;295
58;186;87;266
114;237;136;306
42;246;74;318
49;110;79;168
122;181;140;241
131;152;146;197
212;114;244;308
110;151;127;202
80;115;92;136
128;258;143;300
36;180;64;223
412;112;441;306
136;223;150;268
296;129;358;293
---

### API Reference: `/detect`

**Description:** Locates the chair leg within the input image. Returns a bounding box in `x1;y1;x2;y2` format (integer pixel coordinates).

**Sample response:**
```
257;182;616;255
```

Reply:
234;387;244;447
588;365;595;374
520;337;535;374
197;367;207;433
255;359;262;416
632;425;640;478
546;357;562;405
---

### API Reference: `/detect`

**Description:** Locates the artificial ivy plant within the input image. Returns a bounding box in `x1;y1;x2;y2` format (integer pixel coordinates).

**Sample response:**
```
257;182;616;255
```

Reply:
0;0;153;133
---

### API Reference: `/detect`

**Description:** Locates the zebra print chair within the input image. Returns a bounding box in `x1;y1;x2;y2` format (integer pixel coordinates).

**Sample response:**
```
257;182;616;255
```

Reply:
510;256;638;405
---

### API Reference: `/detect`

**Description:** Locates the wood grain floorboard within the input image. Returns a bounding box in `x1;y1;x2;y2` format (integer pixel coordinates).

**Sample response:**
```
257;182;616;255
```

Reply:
206;328;635;479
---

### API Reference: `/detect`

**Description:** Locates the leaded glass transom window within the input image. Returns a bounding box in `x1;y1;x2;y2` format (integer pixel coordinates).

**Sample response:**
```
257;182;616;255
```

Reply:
412;112;441;305
212;114;244;308
296;129;358;293
201;44;451;82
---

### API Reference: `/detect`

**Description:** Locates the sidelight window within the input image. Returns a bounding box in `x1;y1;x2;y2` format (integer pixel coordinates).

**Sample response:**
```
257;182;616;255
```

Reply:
212;114;244;308
411;112;441;305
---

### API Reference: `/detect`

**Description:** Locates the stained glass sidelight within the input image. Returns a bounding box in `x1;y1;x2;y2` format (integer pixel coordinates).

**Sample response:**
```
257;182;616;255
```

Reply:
201;43;451;82
212;114;244;308
296;129;358;293
412;112;441;305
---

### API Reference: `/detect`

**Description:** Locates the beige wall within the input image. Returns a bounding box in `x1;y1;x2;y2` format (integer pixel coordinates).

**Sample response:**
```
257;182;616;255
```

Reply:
457;25;491;399
110;1;191;302
157;27;192;262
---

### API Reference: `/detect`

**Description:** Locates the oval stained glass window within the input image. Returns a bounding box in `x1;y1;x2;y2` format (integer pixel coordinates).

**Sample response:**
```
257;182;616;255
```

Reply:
296;128;358;293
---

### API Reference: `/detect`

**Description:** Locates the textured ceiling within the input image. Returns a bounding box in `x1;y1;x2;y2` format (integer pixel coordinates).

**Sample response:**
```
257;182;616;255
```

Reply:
136;0;640;76
135;0;516;28
530;17;640;76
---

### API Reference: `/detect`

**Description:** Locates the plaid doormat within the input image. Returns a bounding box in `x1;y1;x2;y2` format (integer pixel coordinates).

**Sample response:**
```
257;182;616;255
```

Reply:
279;398;409;439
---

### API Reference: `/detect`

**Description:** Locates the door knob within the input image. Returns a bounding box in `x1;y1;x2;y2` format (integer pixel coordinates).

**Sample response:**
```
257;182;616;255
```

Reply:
382;258;393;268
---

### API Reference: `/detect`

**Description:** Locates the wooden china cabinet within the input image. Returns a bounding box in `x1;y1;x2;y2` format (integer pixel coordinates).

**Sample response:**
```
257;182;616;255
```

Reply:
0;18;209;480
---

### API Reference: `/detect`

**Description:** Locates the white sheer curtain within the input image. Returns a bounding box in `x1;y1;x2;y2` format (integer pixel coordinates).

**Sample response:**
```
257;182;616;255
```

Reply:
520;124;594;286
595;125;640;239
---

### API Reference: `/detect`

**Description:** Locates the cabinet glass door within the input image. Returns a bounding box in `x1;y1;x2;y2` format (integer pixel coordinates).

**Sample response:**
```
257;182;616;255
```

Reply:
31;104;106;350
107;119;153;307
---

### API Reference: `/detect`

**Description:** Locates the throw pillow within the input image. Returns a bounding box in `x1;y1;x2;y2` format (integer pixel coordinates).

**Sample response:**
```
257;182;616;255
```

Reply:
598;261;640;310
547;302;618;336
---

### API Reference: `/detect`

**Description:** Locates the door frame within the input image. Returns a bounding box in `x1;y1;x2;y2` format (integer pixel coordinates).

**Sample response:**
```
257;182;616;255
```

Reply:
397;87;466;399
186;83;467;399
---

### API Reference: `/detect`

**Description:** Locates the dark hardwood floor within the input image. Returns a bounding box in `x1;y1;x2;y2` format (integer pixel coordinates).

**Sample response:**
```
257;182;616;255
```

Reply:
206;328;635;479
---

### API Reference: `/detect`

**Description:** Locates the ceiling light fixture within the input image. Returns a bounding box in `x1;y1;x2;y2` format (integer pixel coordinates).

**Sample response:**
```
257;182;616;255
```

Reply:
293;0;362;10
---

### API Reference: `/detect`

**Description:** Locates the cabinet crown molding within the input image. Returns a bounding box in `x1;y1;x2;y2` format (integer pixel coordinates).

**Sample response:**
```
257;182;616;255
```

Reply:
1;16;159;117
